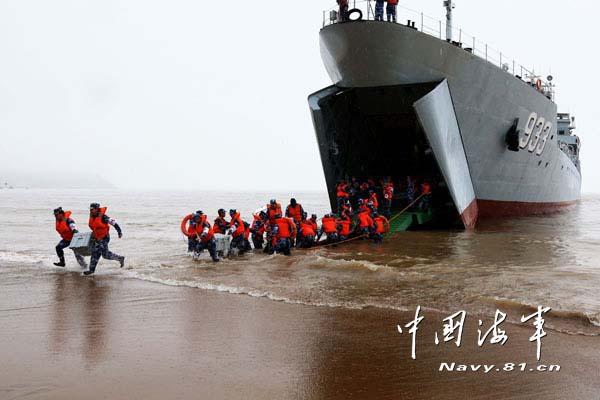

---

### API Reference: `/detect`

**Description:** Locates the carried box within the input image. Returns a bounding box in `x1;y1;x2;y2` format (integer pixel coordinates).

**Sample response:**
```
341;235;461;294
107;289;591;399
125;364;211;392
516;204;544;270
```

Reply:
69;232;92;256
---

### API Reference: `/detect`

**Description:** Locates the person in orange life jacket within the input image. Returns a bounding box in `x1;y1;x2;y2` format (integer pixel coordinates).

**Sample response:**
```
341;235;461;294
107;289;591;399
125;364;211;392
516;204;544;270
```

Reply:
368;189;379;211
386;0;398;22
84;203;124;276
250;211;268;249
419;181;432;211
267;199;282;223
357;209;375;236
371;212;390;243
357;198;369;214
340;199;353;220
213;209;230;234
285;198;304;246
382;182;394;218
285;198;304;226
184;210;205;253
242;220;252;252
337;0;349;22
336;181;350;209
53;207;87;268
227;209;247;254
336;215;353;241
317;213;339;243
297;212;316;248
195;213;219;262
272;213;296;256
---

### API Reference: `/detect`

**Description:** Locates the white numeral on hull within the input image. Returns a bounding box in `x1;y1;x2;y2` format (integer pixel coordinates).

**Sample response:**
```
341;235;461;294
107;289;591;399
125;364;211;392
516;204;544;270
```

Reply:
519;112;553;156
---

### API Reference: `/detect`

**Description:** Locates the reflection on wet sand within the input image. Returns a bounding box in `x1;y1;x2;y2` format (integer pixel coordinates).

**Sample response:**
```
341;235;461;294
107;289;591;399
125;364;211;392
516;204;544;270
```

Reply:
48;272;111;367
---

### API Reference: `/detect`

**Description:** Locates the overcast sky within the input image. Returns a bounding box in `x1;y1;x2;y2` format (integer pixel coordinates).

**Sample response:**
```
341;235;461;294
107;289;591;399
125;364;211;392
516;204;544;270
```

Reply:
0;0;597;192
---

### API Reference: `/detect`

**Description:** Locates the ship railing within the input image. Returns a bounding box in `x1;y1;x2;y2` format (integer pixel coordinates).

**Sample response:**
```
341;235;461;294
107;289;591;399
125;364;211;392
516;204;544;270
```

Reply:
323;0;552;97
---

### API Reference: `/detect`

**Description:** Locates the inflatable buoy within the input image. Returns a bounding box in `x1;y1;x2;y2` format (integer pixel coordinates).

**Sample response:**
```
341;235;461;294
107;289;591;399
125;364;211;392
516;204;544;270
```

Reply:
348;8;363;21
181;214;193;237
535;79;542;91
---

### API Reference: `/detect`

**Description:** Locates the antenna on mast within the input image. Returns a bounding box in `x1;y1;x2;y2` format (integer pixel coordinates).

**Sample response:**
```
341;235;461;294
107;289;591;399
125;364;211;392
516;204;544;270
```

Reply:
443;0;455;41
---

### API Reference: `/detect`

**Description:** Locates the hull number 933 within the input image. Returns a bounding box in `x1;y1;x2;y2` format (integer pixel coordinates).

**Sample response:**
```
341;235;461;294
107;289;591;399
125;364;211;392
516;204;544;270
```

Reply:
518;112;553;156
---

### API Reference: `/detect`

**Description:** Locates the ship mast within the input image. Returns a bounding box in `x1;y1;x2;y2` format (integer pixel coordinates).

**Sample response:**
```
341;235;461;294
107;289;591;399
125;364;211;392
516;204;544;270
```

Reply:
443;0;455;41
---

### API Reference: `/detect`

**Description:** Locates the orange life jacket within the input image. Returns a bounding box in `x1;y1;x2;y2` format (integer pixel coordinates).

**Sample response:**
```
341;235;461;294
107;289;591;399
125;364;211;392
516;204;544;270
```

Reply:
200;226;214;243
384;184;394;200
321;216;337;234
55;211;75;241
374;216;389;234
267;203;282;221
251;214;266;235
337;218;352;236
387;0;398;5
300;220;316;237
275;217;295;239
89;207;110;240
358;211;374;229
421;183;432;195
213;217;228;234
286;204;303;223
369;193;379;209
230;213;245;237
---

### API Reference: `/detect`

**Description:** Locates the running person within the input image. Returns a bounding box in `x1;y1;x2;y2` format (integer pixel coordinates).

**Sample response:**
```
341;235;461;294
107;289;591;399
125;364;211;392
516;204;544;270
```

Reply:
53;207;87;268
84;203;125;276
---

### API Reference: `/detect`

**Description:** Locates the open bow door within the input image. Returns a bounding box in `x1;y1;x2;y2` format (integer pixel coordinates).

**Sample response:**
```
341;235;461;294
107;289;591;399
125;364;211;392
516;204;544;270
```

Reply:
413;80;478;229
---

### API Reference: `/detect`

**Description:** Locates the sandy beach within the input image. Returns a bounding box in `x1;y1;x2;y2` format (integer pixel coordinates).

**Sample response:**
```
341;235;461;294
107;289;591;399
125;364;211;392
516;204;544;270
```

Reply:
1;270;599;400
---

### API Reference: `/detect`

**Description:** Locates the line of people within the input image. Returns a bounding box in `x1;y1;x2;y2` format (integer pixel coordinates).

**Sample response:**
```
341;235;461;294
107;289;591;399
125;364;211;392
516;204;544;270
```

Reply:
181;196;393;262
53;203;125;275
336;0;399;23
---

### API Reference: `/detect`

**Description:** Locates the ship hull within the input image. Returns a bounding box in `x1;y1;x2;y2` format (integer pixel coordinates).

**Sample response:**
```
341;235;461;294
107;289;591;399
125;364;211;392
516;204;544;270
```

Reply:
309;21;581;226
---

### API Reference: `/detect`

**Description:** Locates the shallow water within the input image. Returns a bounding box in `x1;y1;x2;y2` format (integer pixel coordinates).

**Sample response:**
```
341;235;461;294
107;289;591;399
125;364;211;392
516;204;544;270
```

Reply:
1;189;600;335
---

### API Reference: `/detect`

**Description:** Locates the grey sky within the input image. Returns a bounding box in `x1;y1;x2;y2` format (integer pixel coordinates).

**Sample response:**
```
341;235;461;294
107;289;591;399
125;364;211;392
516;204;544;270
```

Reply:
0;0;596;192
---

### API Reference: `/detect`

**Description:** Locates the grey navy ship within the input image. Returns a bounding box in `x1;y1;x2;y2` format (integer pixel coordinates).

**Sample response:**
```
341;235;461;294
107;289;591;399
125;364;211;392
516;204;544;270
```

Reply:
308;1;581;229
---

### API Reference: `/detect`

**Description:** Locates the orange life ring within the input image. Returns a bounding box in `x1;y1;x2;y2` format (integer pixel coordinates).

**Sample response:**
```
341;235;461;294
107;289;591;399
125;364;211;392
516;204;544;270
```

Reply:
181;214;193;237
535;79;542;91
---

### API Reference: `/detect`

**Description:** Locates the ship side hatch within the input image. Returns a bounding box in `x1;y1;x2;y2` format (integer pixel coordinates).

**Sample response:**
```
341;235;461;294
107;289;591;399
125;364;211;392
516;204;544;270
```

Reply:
309;81;476;229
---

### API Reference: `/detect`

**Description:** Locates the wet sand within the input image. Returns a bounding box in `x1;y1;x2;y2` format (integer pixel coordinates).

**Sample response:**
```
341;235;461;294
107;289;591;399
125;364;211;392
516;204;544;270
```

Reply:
1;271;599;400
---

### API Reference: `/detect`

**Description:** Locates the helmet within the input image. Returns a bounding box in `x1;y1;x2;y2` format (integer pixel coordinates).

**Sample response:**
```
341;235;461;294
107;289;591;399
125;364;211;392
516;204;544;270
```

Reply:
195;210;203;215
311;214;317;219
302;212;307;219
218;208;226;216
270;199;277;205
53;207;64;215
290;198;297;206
89;202;100;210
229;209;236;215
259;211;267;218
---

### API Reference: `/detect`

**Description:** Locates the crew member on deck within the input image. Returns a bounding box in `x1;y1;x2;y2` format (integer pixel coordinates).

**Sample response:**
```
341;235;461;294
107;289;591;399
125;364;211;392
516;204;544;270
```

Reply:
386;0;398;22
285;198;304;245
53;207;87;269
337;0;349;22
419;181;432;211
85;203;124;276
375;0;385;21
